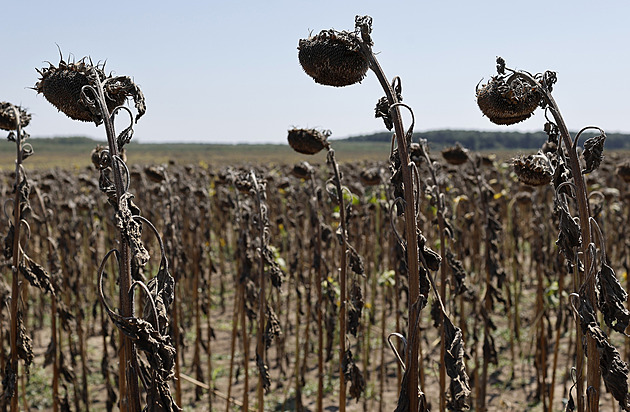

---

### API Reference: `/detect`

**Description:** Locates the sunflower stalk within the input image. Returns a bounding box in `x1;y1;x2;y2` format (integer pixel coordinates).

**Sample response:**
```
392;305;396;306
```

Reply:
88;71;142;412
355;23;423;411
5;104;27;412
476;59;619;411
326;148;349;412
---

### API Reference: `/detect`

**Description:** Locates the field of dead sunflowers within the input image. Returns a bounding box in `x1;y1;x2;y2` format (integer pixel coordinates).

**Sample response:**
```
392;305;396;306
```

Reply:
2;15;630;412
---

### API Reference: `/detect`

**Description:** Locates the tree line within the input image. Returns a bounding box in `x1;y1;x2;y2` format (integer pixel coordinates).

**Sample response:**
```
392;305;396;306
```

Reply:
343;129;630;150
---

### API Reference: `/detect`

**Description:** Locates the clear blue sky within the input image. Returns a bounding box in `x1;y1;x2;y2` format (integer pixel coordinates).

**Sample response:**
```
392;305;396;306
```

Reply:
3;0;629;143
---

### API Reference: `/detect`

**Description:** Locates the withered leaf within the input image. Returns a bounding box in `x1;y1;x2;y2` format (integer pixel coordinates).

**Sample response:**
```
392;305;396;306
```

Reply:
17;308;34;369
447;249;469;297
596;262;630;334
144;261;175;335
0;363;16;402
3;222;14;260
264;305;282;349
348;244;365;275
554;195;581;261
582;133;606;174
444;315;471;411
105;76;146;123
577;296;630;410
116;193;150;267
107;312;176;381
347;280;364;336
145;380;182;412
19;255;54;294
342;349;365;401
256;354;271;394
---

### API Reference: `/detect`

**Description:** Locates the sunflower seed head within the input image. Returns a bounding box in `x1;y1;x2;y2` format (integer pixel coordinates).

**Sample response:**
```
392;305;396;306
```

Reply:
512;155;552;186
616;161;630;183
291;161;313;179
477;75;542;125
35;56;145;125
441;143;469;165
298;29;369;87
287;128;330;155
0;102;31;131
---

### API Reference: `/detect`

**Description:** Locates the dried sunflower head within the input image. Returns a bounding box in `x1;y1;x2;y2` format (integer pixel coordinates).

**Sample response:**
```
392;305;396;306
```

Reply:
287;128;330;155
359;167;382;186
0;102;31;131
35;56;145;124
477;75;542;125
441;143;469;165
616;161;630;183
291;161;313;179
298;29;369;87
512;154;552;186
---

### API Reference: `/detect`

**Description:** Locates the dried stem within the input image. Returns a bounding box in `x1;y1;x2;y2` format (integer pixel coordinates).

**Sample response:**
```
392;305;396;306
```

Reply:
511;70;598;410
8;105;25;412
357;36;422;412
326;148;348;412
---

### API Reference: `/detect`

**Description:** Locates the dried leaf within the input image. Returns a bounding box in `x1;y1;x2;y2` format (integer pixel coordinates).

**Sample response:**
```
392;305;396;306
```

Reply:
577;296;630;410
264;305;282;349
0;363;16;402
19;255;54;294
342;349;365;401
444;316;471;411
16;308;34;370
348;244;365;275
116;193;150;267
597;262;630;334
582;133;606;174
256;354;271;394
347;280;364;336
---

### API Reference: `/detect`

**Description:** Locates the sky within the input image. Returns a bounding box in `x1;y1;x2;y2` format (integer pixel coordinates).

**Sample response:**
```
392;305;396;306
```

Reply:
2;0;629;144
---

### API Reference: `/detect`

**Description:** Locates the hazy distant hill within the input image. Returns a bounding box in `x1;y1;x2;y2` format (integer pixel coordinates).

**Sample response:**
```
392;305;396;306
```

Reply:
342;129;630;150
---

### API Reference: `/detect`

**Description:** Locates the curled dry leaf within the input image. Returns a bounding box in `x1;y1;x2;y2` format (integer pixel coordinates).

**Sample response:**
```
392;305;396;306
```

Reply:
444;315;471;411
256;354;271;394
347;280;364;336
582;133;606;174
596;262;630;334
576;296;630;410
264;305;282;349
19;254;54;295
342;349;365;401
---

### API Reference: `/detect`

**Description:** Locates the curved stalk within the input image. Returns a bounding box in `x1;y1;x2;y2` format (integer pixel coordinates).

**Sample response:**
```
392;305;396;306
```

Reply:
499;69;598;410
357;40;422;412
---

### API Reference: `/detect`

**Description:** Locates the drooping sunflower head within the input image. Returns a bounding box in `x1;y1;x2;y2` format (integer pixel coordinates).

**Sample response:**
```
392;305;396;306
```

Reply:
35;55;145;124
441;143;469;165
512;155;553;186
298;29;369;87
291;161;314;179
287;128;331;155
616;161;630;184
477;75;542;125
359;167;382;186
477;58;543;126
0;102;31;131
